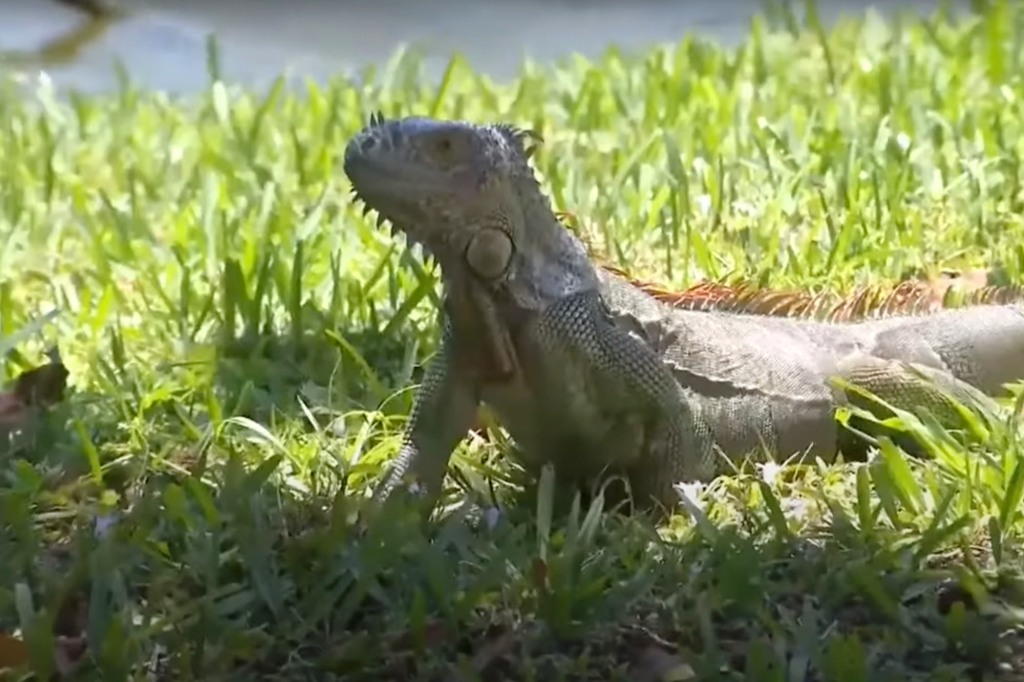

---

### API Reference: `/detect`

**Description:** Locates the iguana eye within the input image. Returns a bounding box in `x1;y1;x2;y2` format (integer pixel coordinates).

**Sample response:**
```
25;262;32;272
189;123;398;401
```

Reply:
425;133;466;168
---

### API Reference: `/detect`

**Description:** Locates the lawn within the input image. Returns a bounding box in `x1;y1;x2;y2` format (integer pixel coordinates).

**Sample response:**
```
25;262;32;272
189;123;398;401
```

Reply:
3;1;1024;679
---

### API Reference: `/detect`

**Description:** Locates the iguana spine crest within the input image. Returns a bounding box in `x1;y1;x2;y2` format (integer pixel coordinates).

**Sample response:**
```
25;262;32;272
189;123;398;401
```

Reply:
556;211;1024;321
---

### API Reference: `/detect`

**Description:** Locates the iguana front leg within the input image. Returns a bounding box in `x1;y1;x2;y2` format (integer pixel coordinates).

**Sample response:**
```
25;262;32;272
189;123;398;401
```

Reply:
377;273;520;511
375;321;479;509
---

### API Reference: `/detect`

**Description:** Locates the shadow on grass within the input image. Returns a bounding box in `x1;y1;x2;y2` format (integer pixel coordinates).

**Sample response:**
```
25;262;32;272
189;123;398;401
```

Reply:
4;430;1022;680
211;322;421;423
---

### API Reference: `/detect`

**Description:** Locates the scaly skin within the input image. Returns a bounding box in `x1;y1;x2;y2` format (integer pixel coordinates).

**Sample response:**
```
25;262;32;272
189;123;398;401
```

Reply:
343;114;1024;514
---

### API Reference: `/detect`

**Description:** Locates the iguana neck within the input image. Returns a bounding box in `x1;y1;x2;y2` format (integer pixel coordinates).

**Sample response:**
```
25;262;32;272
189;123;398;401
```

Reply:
498;175;601;312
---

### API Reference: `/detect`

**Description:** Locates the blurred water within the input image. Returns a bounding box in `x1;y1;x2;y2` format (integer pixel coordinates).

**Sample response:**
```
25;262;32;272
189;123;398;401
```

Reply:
1;0;969;94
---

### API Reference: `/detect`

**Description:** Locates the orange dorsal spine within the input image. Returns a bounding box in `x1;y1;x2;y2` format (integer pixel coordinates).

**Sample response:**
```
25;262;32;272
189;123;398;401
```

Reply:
554;211;1024;322
603;264;1024;322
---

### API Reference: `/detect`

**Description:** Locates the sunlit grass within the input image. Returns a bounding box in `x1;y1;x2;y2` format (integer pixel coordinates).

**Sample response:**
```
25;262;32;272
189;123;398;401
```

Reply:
2;1;1024;679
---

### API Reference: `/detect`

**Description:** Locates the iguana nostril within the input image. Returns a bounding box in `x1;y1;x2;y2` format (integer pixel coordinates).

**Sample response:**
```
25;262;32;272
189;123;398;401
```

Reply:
360;124;403;154
359;136;379;155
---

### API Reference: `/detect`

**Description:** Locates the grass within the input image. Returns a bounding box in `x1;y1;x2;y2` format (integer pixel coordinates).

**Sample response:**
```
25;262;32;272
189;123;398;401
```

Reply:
3;0;1024;679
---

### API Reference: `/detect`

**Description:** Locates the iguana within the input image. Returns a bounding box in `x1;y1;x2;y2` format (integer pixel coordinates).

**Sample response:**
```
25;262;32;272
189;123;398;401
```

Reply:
342;113;1024;513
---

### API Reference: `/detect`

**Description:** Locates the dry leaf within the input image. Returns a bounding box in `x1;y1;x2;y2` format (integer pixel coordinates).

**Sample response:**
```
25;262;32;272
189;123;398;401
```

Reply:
12;347;70;408
0;632;29;670
0;391;28;429
54;0;122;19
467;626;517;674
441;625;519;682
0;347;70;437
530;557;548;590
390;619;450;652
53;635;88;676
634;645;696;682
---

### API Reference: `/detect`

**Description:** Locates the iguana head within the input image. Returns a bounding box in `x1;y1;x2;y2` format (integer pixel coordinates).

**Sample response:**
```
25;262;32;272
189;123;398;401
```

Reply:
344;114;598;308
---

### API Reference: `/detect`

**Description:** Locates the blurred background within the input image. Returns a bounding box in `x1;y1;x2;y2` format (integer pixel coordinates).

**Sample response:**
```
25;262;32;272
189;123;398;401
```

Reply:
1;0;970;94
